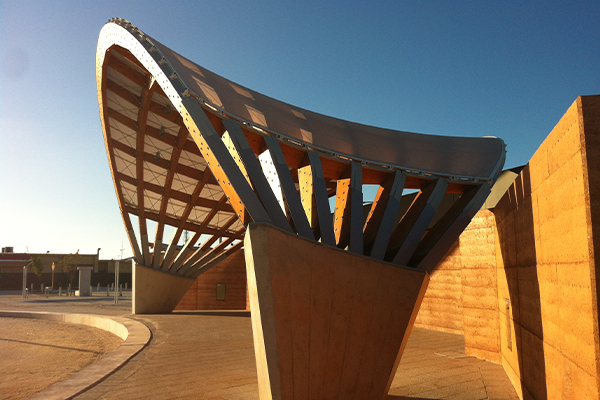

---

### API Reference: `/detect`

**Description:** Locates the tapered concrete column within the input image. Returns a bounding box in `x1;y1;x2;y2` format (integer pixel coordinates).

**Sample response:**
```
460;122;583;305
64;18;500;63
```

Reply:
244;223;430;400
132;264;195;314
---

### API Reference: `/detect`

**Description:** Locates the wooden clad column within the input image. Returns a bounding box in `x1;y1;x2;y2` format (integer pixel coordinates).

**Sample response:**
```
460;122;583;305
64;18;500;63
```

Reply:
262;136;314;240
307;151;336;246
223;119;293;233
364;170;405;259
181;96;272;225
388;178;448;265
333;162;363;253
411;182;492;272
244;223;430;400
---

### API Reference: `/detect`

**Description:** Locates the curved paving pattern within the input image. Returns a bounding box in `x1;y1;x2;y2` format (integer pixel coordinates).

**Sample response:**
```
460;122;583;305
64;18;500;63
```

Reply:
0;310;150;400
73;311;518;400
0;296;517;399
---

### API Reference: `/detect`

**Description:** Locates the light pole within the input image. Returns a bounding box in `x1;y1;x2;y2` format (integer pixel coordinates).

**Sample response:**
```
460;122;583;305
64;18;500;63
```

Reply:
51;262;55;289
22;260;32;298
95;248;101;272
114;260;120;304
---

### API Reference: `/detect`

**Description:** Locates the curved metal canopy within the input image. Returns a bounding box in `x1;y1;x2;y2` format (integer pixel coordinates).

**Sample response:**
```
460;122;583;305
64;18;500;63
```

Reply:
96;18;505;278
152;39;504;180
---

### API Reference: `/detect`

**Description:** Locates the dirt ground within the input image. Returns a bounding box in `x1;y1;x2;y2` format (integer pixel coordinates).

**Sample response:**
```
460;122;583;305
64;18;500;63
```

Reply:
0;317;123;400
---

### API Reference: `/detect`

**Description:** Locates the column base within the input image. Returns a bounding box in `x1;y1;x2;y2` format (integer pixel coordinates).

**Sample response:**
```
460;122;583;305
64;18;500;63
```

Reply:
244;223;430;400
132;264;195;314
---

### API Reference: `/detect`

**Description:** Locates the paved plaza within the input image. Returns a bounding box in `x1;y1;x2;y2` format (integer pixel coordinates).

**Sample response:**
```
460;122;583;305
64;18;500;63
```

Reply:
0;292;518;399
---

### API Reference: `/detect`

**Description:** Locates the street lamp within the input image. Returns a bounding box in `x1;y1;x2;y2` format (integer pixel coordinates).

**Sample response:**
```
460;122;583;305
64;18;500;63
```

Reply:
51;262;55;289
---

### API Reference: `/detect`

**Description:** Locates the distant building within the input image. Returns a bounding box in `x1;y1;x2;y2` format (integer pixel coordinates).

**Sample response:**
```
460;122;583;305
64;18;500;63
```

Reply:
0;248;133;290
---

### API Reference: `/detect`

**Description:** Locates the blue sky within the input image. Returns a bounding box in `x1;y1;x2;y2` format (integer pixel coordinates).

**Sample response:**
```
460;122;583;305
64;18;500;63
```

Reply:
1;1;598;259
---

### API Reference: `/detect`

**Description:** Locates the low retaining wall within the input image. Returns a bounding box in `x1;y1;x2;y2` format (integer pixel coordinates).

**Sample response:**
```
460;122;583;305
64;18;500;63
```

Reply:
0;310;151;400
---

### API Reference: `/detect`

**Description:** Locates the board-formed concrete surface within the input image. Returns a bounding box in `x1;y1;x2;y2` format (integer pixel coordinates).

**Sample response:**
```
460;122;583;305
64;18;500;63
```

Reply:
132;263;195;314
0;293;518;399
244;223;429;399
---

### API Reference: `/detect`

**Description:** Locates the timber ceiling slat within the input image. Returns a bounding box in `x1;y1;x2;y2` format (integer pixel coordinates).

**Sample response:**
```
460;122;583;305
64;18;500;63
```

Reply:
109;118;137;149
144;135;173;161
154;125;193;269
115;171;234;213
199;215;239;253
106;67;143;98
123;205;242;239
171;193;232;272
147;102;184;126
112;148;137;178
106;79;142;108
189;241;244;279
176;215;240;276
99;50;143;263
106;92;139;121
108;107;177;148
111;45;147;72
197;194;229;233
161;169;215;270
107;55;148;89
106;78;185;133
184;236;236;277
110;137;212;183
136;80;159;266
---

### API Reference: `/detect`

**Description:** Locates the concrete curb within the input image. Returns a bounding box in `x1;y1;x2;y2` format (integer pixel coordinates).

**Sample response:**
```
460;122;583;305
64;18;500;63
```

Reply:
0;310;151;400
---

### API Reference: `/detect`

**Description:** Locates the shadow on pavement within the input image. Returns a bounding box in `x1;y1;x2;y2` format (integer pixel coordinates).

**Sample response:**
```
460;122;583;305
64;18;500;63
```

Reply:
173;310;251;318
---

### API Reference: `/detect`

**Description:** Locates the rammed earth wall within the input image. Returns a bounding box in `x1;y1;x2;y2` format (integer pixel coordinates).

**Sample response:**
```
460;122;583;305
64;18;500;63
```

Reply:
415;95;600;400
176;248;248;310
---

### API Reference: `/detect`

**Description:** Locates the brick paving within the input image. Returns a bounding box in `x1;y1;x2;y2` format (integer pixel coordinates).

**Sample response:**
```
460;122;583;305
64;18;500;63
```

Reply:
1;293;518;399
389;328;519;400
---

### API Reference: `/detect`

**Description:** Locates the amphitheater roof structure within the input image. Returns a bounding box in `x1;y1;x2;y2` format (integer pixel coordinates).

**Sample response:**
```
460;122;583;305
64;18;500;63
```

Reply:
96;18;506;279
